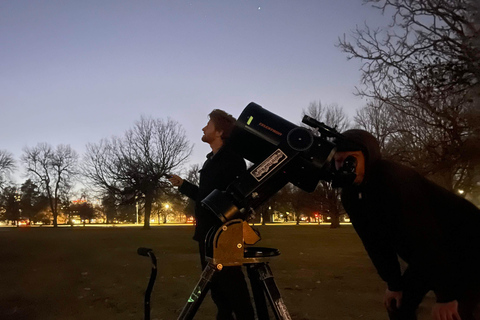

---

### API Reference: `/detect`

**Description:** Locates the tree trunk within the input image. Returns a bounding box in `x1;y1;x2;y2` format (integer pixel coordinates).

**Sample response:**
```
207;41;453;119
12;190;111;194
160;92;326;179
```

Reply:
329;214;340;228
143;192;152;229
46;190;58;228
329;203;341;229
53;183;59;227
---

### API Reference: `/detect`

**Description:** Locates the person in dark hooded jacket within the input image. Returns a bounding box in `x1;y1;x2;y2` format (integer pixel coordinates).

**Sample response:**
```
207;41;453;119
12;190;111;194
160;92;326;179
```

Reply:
333;129;480;320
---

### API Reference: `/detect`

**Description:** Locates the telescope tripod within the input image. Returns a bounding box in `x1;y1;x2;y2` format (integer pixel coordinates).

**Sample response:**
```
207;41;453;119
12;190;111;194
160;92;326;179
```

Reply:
178;219;292;320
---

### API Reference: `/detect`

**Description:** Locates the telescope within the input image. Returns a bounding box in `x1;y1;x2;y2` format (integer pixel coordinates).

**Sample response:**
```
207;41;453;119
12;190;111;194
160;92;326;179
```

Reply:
202;102;349;224
174;102;354;319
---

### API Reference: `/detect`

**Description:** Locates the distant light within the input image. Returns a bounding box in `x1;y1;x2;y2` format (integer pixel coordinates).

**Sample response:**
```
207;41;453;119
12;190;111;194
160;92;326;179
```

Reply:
258;6;261;10
458;189;464;194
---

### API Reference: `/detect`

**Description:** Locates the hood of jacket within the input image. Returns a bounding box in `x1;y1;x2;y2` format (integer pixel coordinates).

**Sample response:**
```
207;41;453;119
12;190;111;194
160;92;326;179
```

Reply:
334;129;382;181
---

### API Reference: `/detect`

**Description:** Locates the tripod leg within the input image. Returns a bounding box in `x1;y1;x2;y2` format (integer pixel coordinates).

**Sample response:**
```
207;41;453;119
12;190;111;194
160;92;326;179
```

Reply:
247;264;270;320
256;263;292;320
177;263;217;320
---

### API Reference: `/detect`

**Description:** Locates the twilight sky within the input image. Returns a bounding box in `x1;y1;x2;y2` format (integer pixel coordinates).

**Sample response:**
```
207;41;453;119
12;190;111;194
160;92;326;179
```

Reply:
1;0;387;182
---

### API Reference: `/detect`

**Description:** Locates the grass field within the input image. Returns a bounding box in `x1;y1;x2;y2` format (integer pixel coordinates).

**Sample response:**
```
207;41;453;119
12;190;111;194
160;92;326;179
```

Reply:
0;225;434;320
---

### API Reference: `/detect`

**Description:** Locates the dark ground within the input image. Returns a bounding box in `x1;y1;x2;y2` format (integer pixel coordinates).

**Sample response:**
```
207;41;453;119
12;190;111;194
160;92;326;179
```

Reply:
0;225;435;320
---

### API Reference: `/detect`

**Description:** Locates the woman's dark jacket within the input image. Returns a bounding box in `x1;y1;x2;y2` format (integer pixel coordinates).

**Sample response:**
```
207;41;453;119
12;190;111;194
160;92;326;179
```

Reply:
179;146;246;242
339;131;480;303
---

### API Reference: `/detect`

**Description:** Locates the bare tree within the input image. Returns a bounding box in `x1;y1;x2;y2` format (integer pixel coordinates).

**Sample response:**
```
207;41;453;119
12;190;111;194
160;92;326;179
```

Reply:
0;150;15;189
339;0;479;101
82;116;192;229
151;188;186;223
356;98;480;193
302;101;351;228
302;101;350;133
180;163;202;220
338;0;480;195
185;163;201;186
255;184;296;224
354;99;397;149
22;144;78;227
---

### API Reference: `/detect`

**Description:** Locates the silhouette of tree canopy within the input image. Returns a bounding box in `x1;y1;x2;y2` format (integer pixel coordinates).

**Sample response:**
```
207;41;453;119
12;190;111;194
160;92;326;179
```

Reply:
83;116;192;229
0;150;15;189
69;202;96;224
20;179;49;224
0;186;20;222
339;0;480;196
302;101;350;228
339;0;479;100
101;190;118;224
22;143;78;227
181;163;201;219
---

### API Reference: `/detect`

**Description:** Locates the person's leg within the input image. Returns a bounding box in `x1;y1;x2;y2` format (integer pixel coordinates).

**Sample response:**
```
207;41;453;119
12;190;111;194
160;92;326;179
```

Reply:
388;267;430;320
211;266;255;320
210;278;235;320
198;242;242;319
198;241;254;319
226;267;255;320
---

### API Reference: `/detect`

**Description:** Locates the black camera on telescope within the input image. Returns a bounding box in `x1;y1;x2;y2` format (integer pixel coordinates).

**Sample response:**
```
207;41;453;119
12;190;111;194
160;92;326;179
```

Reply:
202;102;353;223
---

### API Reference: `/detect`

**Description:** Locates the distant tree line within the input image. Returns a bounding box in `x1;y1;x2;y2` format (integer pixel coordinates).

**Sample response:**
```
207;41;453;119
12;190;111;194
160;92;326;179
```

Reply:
0;116;193;228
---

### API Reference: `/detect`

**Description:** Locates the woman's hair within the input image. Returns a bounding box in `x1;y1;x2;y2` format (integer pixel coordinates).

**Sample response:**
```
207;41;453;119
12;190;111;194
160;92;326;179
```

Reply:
208;109;237;141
